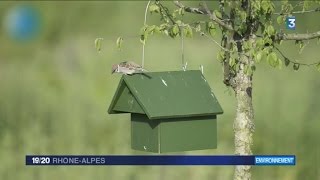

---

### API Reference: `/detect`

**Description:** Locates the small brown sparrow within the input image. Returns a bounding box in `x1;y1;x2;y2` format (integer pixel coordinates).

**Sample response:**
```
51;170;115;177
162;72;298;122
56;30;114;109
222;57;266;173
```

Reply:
111;61;147;75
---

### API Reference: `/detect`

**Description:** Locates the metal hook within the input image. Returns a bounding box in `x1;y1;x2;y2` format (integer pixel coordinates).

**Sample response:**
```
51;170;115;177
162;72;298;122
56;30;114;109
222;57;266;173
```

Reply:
182;62;188;71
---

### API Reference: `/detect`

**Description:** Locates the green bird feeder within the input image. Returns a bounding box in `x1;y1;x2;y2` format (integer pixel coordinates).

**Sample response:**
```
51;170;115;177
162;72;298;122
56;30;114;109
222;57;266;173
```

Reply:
108;70;223;153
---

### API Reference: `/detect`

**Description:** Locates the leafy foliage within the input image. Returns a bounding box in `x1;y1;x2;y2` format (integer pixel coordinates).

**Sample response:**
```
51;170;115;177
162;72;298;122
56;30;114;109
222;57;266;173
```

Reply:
267;52;282;68
149;3;160;14
130;1;320;76
205;22;216;36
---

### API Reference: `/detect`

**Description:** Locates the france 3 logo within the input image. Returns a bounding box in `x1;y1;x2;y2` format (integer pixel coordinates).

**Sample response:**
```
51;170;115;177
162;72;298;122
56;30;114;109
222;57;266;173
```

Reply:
286;16;296;30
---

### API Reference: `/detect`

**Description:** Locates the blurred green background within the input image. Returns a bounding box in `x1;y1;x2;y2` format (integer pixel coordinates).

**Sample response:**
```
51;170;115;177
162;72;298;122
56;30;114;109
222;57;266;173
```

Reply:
0;1;319;180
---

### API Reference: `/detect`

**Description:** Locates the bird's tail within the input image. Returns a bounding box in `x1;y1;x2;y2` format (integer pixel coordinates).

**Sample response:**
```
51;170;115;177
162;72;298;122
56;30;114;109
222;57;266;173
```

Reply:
136;68;148;73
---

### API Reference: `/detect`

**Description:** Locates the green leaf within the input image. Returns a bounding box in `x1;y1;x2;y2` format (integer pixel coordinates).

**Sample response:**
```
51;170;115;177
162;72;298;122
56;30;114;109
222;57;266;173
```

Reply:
230;49;238;58
170;24;180;38
303;1;310;11
266;25;275;36
163;29;169;36
244;65;254;76
214;10;222;19
242;41;252;51
293;63;300;71
261;1;269;13
154;26;161;34
116;37;123;50
243;41;249;50
146;25;156;35
277;16;284;24
316;63;320;72
184;25;193;38
267;52;279;68
172;12;177;19
282;3;293;14
140;25;149;37
195;23;201;32
252;1;261;11
278;58;283;69
263;37;273;46
149;4;160;13
217;51;225;62
284;57;290;66
175;20;182;26
298;41;306;54
256;38;264;48
231;42;238;52
251;50;257;58
94;38;103;53
255;51;264;63
173;25;180;34
208;26;216;36
159;23;167;30
229;57;236;67
205;22;209;31
159;23;168;32
263;46;271;55
178;7;185;15
235;63;240;72
159;23;169;35
206;21;216;36
239;11;247;22
269;2;275;13
299;41;304;48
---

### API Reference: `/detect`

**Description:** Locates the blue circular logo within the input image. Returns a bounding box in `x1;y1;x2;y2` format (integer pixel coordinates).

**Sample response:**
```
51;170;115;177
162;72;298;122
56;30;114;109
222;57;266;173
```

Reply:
3;5;42;41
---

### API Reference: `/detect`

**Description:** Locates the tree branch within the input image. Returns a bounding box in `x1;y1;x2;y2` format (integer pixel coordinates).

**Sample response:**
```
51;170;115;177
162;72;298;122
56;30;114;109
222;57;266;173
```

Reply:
195;29;230;53
173;1;207;15
274;7;320;15
173;1;234;31
158;2;176;25
274;46;320;67
188;27;247;57
277;31;320;41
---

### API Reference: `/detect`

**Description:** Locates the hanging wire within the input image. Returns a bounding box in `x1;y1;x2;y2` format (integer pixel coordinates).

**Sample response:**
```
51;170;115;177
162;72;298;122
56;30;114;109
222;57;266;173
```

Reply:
142;1;151;69
180;18;187;71
181;26;187;71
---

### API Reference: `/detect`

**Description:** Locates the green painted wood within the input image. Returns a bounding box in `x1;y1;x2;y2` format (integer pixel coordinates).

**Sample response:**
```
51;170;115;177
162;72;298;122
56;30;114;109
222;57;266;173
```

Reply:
131;114;160;153
108;79;144;114
159;115;217;152
131;113;217;153
108;70;223;119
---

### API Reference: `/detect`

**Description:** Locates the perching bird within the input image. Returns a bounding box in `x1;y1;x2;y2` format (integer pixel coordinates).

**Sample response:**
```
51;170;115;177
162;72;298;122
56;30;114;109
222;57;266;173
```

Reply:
111;61;147;75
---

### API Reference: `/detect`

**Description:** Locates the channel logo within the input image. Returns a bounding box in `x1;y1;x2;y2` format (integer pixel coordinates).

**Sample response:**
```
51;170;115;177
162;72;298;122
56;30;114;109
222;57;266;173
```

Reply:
286;16;296;30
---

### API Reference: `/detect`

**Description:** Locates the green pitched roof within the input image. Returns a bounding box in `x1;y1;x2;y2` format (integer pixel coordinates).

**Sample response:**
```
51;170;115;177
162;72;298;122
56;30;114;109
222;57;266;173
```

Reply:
108;70;223;120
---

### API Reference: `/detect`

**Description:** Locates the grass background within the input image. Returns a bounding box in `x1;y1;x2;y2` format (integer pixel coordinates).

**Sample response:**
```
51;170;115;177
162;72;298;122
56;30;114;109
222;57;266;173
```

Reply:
0;1;319;180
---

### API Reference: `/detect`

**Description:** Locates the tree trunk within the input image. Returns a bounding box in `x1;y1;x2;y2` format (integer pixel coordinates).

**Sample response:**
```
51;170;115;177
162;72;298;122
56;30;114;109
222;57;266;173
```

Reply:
233;56;255;180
